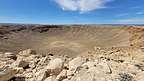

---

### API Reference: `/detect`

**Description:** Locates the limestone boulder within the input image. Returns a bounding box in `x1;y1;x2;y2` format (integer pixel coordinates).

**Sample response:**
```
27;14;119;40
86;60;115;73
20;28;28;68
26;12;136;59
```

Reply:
12;57;29;68
18;49;36;57
35;70;48;81
67;57;86;76
56;69;67;81
46;58;64;75
4;52;17;60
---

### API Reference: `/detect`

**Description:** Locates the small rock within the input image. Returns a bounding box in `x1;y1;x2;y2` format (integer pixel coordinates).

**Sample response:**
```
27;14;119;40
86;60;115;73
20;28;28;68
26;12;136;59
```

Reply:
44;76;57;81
12;57;29;68
18;49;36;57
82;61;97;69
14;67;24;74
18;60;29;68
134;63;144;71
4;52;17;60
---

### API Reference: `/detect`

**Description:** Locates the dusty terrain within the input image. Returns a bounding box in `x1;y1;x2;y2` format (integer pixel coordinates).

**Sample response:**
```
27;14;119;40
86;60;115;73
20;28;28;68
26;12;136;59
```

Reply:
1;24;144;81
0;24;142;56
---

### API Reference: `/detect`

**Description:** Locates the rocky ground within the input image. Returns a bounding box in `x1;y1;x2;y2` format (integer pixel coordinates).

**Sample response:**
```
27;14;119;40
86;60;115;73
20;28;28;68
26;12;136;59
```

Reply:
1;47;144;81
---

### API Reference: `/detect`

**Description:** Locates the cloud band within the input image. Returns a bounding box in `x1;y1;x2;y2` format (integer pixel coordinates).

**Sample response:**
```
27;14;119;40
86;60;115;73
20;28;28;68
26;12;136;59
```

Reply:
55;0;112;12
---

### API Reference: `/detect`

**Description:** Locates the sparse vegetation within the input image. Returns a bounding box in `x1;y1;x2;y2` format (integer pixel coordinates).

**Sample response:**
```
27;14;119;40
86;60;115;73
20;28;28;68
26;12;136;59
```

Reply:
119;73;133;81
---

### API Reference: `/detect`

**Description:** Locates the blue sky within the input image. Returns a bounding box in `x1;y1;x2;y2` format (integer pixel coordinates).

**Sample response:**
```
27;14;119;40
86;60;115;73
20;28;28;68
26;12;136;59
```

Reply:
0;0;144;24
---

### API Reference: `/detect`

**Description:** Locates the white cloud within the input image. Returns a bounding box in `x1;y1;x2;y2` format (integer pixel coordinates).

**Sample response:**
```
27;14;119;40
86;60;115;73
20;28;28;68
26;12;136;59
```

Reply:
0;16;14;19
136;12;144;15
116;11;144;18
55;0;112;12
116;13;129;17
117;19;144;23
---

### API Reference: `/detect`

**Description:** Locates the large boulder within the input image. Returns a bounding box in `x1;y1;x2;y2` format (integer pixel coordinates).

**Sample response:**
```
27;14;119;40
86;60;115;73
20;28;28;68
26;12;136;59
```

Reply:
69;67;113;81
12;57;29;68
35;70;48;81
56;69;67;81
67;57;86;76
46;58;64;75
0;68;17;81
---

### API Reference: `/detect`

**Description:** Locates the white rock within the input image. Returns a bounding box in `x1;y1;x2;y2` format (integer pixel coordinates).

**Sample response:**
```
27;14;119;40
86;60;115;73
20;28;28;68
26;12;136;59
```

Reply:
35;70;48;81
98;62;112;74
70;66;113;81
4;52;17;60
18;49;36;57
0;68;17;81
14;67;24;74
46;58;64;75
56;69;67;81
12;57;29;68
67;57;85;76
44;76;57;81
